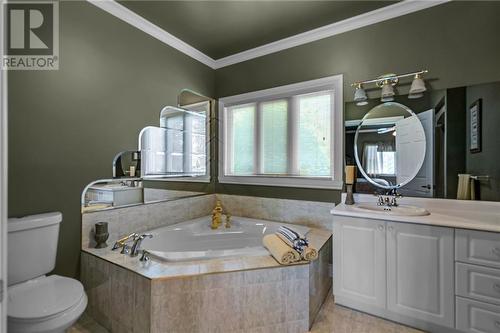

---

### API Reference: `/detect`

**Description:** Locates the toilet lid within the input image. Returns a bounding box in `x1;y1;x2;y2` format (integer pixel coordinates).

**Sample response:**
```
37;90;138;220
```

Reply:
8;275;85;320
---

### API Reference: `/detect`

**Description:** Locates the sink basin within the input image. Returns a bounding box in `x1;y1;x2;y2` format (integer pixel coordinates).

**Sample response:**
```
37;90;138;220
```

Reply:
353;203;430;216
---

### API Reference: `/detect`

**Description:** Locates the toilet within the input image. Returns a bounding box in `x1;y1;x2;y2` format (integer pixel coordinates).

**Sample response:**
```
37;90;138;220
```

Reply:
7;212;88;333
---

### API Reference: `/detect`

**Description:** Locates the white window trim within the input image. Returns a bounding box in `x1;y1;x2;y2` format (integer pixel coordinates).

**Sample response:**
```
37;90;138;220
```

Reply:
218;74;344;189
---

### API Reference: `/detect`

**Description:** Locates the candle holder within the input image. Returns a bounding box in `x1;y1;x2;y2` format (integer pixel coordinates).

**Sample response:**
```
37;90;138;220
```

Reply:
94;222;109;248
345;184;355;205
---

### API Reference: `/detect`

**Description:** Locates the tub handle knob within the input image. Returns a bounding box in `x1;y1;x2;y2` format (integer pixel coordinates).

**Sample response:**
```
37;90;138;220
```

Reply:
140;250;150;262
120;244;130;255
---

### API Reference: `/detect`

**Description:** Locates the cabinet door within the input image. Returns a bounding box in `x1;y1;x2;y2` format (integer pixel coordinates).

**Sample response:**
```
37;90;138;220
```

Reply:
387;222;454;328
333;217;386;310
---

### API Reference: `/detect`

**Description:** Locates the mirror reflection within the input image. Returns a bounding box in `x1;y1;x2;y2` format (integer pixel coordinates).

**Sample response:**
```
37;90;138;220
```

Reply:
139;92;212;180
82;89;213;213
353;102;426;192
346;81;500;200
113;151;141;178
81;179;205;213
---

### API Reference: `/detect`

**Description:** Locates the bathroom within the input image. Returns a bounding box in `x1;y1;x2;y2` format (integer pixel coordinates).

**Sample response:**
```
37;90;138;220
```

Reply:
1;1;500;332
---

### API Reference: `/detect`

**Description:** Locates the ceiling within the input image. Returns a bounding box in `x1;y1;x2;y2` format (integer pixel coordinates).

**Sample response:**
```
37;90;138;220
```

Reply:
120;1;398;60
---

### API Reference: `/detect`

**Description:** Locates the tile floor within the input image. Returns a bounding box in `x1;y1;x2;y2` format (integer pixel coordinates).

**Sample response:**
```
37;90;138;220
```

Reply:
309;293;425;333
69;292;425;333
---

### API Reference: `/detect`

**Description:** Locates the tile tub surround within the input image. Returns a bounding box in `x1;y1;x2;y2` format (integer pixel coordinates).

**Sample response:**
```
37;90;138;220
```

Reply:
82;194;216;248
81;241;332;332
80;193;332;331
82;225;331;280
215;194;335;231
82;193;334;249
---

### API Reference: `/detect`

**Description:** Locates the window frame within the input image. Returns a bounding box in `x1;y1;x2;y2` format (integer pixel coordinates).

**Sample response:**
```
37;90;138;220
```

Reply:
218;75;343;189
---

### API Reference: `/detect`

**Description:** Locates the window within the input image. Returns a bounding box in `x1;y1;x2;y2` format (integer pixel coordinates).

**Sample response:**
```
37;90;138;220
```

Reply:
219;75;343;189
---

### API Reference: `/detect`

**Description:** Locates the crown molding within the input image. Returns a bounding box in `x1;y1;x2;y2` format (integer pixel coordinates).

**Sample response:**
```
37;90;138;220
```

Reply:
87;0;450;70
213;0;450;69
87;0;217;68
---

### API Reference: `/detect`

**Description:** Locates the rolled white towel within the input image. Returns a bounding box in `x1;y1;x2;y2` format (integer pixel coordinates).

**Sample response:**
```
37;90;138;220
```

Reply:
263;234;301;265
302;247;318;261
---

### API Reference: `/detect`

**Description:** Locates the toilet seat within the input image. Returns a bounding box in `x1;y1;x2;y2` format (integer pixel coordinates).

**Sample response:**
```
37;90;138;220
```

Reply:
8;275;87;333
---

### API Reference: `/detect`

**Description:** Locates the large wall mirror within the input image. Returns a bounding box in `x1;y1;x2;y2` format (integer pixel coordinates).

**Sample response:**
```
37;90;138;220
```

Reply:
346;81;500;201
353;102;426;194
81;89;213;213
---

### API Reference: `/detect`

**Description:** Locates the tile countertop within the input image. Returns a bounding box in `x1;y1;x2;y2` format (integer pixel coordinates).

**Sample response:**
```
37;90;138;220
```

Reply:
82;226;332;280
332;193;500;233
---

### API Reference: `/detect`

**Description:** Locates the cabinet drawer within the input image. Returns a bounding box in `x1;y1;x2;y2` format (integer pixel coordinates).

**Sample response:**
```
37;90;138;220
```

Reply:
456;297;500;333
457;263;500;305
456;229;500;268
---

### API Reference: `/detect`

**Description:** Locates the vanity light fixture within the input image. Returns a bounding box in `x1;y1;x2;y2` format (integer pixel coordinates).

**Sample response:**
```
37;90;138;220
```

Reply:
380;79;396;102
353;83;368;106
351;70;428;105
408;73;427;99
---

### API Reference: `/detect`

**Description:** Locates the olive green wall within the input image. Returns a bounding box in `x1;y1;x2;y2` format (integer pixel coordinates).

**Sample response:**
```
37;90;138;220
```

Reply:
214;1;500;203
8;1;215;277
8;1;500;278
466;82;500;201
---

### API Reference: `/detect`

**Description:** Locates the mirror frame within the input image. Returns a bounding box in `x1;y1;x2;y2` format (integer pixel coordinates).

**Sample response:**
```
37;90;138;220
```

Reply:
353;102;426;191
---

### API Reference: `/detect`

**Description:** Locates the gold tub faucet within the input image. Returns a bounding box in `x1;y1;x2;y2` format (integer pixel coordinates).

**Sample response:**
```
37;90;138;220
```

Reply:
211;200;230;229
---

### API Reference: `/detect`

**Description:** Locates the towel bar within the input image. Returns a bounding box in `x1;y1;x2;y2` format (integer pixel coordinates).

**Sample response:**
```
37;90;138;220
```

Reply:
470;175;490;181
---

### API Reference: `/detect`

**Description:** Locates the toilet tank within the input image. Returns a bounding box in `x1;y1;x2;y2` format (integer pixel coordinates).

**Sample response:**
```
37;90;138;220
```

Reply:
8;212;62;286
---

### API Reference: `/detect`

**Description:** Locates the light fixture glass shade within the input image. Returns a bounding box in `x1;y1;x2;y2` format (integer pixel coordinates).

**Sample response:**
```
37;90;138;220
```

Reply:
408;92;424;99
409;75;426;95
354;85;368;106
380;81;395;102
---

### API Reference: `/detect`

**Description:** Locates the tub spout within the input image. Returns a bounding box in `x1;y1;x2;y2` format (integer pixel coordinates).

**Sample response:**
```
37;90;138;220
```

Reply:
211;200;224;229
211;201;232;229
130;233;153;257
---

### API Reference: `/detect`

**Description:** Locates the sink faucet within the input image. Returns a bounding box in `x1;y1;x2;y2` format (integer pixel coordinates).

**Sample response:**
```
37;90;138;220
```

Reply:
130;233;153;257
211;200;231;229
376;189;402;210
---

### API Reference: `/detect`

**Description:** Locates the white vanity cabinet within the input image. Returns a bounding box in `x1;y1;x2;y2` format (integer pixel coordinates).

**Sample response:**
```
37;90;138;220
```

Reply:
334;216;456;331
386;222;455;327
333;217;386;311
455;229;500;333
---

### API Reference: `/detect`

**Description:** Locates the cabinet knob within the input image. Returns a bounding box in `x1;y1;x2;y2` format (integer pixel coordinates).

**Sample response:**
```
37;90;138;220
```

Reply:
493;283;500;293
388;226;394;232
495;321;500;328
378;225;384;231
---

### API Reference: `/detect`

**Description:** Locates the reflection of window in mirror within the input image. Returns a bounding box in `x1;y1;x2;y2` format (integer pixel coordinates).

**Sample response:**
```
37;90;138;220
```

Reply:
154;102;209;176
363;143;395;176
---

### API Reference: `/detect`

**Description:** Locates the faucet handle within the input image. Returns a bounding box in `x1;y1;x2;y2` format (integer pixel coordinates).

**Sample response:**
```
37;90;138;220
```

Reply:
139;233;153;240
225;214;232;228
112;233;139;250
120;244;130;254
140;250;150;262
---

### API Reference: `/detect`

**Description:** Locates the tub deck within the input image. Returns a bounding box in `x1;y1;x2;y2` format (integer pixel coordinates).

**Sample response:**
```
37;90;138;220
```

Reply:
81;219;332;333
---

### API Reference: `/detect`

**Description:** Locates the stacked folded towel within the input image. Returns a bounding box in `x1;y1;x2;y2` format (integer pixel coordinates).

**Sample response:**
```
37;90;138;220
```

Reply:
263;225;318;265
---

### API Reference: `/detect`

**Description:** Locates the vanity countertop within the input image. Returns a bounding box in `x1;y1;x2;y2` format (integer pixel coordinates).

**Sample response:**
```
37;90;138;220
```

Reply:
332;194;500;233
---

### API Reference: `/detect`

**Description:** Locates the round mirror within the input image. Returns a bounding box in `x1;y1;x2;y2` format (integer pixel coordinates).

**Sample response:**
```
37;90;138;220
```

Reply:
354;102;426;190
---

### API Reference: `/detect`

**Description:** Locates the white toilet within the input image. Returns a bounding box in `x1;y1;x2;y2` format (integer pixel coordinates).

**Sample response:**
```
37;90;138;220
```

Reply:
7;212;88;333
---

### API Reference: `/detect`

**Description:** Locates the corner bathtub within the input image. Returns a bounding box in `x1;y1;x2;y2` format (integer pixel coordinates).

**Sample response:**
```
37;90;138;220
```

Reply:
141;216;310;262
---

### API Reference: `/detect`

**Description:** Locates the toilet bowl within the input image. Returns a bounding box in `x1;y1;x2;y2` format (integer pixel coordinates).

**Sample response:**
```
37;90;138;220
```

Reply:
7;212;88;333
